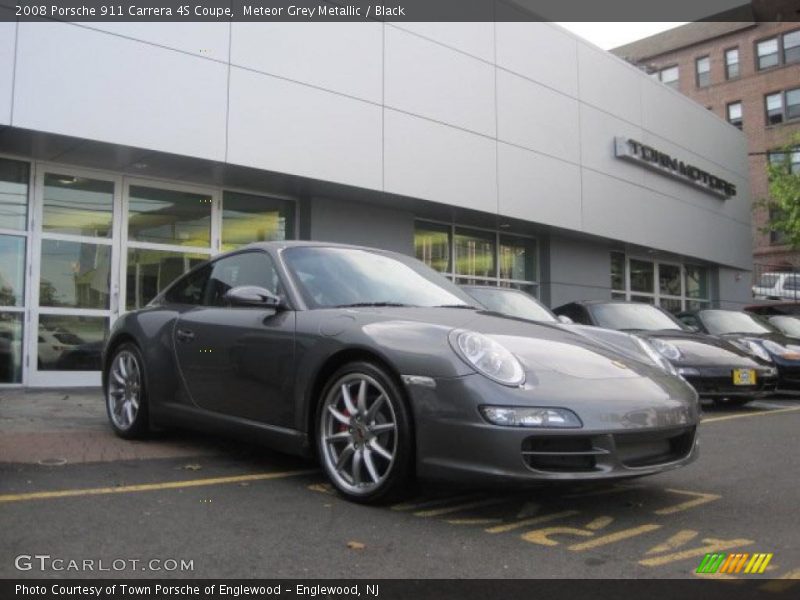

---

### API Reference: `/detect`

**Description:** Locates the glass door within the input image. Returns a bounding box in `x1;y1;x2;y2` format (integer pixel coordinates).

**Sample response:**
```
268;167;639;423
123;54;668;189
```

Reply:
27;167;122;386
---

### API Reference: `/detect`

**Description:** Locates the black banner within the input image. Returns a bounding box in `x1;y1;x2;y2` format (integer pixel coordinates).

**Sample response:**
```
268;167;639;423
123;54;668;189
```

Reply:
1;0;799;22
2;579;798;600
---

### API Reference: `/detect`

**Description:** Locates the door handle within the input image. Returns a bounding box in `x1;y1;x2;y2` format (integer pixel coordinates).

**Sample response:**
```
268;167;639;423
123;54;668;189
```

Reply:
176;329;195;342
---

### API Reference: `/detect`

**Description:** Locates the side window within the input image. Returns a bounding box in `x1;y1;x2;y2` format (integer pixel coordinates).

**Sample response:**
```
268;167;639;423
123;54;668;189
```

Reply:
679;314;700;330
204;251;281;307
164;265;211;306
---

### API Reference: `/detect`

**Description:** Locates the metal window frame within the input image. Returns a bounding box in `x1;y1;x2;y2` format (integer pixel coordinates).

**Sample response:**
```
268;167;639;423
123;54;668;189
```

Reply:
724;46;740;80
615;252;710;312
695;55;711;88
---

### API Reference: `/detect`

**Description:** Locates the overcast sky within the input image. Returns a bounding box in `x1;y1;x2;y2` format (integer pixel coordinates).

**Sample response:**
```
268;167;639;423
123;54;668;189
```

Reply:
556;22;689;50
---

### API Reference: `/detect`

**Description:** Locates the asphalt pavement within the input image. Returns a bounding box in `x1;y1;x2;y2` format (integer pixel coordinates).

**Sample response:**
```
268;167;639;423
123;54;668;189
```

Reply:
1;389;799;584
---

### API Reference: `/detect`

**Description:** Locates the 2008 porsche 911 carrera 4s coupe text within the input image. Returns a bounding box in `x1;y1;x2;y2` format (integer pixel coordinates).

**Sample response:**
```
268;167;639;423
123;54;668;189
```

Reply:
103;242;700;503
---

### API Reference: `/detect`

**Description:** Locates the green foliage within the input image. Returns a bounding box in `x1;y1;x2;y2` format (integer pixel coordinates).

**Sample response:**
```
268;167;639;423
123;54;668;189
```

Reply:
759;134;800;248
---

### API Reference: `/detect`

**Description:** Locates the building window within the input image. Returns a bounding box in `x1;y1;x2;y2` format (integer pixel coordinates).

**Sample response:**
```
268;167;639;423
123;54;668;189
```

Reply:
695;56;710;87
725;47;740;79
769;208;789;246
414;221;538;296
756;30;800;70
726;101;743;129
653;65;679;89
756;37;780;70
765;88;800;125
220;191;294;251
610;253;710;313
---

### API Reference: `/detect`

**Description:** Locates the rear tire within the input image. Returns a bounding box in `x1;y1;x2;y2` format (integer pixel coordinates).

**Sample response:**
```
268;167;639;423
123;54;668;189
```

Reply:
105;343;150;439
316;361;413;504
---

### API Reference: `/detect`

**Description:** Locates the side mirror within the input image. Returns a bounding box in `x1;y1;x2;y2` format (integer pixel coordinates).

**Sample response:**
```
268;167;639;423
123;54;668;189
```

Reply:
224;286;285;309
557;315;573;324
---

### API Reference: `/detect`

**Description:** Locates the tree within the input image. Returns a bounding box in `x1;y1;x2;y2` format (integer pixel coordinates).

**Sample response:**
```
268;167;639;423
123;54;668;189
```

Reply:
760;134;800;247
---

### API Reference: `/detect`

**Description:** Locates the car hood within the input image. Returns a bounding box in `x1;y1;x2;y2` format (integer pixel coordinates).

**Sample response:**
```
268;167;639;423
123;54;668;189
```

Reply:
635;329;770;367
352;307;666;380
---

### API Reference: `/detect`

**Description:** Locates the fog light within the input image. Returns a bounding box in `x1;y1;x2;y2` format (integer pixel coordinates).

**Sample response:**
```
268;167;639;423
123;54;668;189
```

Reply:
479;406;582;428
678;367;700;377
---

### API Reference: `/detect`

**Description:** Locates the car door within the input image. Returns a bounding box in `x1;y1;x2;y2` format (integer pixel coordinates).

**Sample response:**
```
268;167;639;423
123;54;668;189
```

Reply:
172;250;296;427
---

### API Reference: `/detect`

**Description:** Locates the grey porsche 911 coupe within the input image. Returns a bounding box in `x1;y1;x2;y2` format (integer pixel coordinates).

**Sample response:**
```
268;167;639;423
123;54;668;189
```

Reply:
103;242;700;503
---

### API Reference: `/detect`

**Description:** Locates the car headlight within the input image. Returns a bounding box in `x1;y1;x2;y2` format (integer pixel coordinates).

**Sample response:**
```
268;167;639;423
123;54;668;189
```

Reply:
634;337;679;376
762;339;800;359
649;338;682;361
479;406;582;428
739;339;772;362
451;330;525;386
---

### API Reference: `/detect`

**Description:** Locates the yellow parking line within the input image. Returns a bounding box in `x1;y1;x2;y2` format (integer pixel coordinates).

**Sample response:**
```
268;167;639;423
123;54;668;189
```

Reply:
569;524;662;551
653;489;720;515
414;496;512;518
702;406;800;423
485;510;580;534
390;492;483;512
0;470;316;504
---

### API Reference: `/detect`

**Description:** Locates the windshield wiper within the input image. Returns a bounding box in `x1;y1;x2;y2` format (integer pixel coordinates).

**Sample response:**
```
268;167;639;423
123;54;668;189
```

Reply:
334;302;413;308
435;304;478;309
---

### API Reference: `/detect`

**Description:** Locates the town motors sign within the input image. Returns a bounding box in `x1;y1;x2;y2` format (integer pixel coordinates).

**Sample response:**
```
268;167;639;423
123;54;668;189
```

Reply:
614;137;736;199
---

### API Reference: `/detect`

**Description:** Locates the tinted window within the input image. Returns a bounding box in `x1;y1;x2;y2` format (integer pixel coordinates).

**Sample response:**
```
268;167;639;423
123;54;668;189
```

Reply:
700;310;773;335
591;303;683;331
164;265;211;306
205;251;281;307
466;287;556;323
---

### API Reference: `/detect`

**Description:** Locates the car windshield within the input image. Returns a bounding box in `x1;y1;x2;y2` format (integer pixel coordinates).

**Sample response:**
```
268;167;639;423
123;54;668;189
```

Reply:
700;310;773;335
282;246;476;309
465;287;556;323
769;316;800;337
591;303;683;331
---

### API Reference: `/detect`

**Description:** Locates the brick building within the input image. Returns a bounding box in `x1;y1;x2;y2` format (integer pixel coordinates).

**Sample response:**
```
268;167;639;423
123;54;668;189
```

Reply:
612;16;800;273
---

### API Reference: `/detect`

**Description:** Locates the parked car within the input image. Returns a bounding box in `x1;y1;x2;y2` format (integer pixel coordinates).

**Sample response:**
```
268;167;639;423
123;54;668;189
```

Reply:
553;300;778;406
37;329;84;368
461;285;678;376
752;272;800;300
678;309;800;392
744;302;800;317
761;314;800;339
103;242;700;503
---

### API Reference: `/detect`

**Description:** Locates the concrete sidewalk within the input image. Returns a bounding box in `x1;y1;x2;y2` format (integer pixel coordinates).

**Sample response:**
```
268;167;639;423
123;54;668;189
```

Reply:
0;388;220;465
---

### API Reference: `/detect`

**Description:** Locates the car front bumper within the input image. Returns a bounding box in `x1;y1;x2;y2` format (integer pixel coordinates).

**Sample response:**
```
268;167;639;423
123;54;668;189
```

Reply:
679;366;778;399
403;372;700;484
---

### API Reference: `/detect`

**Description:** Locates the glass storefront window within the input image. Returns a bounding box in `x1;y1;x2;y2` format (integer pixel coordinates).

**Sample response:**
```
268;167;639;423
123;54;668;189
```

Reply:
37;315;107;371
39;239;111;309
630;259;655;294
126;248;208;310
42;174;114;237
611;252;625;291
128;185;212;247
660;298;682;314
0;312;23;383
455;228;496;279
499;236;536;282
0;159;30;231
0;235;25;307
659;264;681;296
221;191;294;251
685;266;709;299
414;222;451;274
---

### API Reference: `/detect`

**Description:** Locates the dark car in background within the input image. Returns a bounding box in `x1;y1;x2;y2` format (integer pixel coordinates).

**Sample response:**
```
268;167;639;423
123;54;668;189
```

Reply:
103;242;700;503
553;301;778;406
678;309;800;392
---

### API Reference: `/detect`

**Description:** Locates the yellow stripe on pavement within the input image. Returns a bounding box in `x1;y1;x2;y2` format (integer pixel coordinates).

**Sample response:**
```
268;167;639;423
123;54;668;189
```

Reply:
0;470;316;504
702;406;800;424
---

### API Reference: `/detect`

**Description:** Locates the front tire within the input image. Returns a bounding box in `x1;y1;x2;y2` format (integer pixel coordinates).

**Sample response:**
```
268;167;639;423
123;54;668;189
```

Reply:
105;343;150;439
316;361;413;504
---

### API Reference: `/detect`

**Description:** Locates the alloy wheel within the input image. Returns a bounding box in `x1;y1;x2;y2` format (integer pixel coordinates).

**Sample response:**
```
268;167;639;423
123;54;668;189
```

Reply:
107;349;142;431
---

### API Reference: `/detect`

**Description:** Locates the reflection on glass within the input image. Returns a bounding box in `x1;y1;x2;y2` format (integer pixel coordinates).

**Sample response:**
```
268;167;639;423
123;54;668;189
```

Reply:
221;191;294;251
39;240;110;309
414;222;451;274
43;174;114;237
630;295;655;304
611;291;627;301
0;159;30;231
685;266;709;299
686;299;710;312
501;281;538;297
611;252;625;291
0;312;23;383
629;259;654;294
660;298;682;314
127;248;208;310
455;229;495;278
37;315;107;371
0;235;25;307
499;236;535;281
128;185;211;247
659;264;681;296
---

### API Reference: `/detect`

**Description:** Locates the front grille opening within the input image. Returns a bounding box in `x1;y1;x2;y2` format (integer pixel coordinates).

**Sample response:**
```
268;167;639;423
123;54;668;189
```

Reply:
614;427;695;468
521;436;600;472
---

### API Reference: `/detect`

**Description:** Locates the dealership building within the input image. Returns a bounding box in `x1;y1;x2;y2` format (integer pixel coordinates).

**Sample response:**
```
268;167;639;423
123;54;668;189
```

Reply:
0;20;754;386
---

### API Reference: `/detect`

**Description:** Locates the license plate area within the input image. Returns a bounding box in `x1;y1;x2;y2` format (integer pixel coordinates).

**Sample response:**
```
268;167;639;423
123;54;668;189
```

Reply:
732;368;756;386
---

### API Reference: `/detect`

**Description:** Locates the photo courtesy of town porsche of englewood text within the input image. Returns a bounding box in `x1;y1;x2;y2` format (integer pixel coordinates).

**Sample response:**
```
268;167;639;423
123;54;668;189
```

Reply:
1;1;800;599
